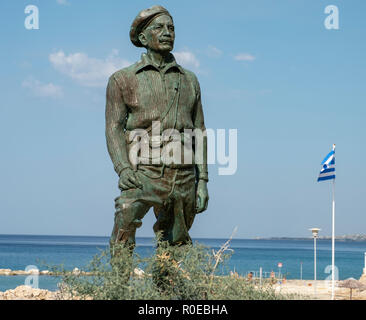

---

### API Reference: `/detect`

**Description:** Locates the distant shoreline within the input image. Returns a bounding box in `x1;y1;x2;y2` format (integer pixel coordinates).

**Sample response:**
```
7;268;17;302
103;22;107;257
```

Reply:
256;236;366;242
1;234;366;242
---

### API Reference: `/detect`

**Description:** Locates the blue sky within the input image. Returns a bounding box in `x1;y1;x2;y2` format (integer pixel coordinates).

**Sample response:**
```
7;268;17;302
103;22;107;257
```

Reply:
1;0;365;239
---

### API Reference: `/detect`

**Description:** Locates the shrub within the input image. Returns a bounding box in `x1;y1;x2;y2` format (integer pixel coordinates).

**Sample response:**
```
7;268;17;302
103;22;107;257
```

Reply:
52;234;299;300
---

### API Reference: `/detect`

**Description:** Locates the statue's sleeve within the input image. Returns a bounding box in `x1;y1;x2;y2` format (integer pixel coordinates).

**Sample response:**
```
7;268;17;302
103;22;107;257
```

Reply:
193;78;209;182
105;75;131;176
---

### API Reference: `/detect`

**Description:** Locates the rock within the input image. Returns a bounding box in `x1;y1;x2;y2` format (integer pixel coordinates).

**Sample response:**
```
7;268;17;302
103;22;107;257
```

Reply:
0;269;12;275
0;269;42;276
0;285;58;300
16;270;28;275
0;269;12;276
27;269;39;275
133;268;145;278
72;268;81;275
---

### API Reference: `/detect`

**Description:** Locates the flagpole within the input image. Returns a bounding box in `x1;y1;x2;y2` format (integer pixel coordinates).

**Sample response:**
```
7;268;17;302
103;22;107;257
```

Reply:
331;171;336;300
318;143;336;299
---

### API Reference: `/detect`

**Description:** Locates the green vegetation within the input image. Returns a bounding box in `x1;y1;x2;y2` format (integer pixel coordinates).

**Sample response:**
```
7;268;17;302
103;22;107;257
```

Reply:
52;235;300;300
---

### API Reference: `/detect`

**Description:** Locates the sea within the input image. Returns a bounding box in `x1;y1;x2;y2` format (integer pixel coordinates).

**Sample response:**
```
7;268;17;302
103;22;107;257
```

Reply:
1;234;366;292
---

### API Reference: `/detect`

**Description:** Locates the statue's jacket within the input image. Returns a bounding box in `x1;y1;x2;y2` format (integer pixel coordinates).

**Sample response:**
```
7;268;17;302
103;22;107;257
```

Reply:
105;53;208;180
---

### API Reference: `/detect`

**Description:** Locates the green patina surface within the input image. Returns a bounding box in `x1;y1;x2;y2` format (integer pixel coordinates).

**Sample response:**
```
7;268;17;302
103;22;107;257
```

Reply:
105;6;209;254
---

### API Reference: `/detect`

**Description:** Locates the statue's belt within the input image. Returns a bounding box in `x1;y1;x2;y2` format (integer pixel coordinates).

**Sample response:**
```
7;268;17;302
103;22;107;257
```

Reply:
125;130;194;147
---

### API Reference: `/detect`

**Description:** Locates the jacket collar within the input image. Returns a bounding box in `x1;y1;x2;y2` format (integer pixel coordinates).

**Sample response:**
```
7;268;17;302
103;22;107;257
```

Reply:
135;53;185;74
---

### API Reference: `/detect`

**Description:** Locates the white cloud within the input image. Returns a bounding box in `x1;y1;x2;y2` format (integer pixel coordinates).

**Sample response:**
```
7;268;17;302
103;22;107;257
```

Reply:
56;0;70;5
207;45;222;58
22;78;63;98
234;53;256;62
49;50;131;87
173;50;200;70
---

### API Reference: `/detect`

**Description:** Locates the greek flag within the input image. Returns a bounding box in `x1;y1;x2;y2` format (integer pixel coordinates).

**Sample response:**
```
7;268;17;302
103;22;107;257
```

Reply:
317;145;336;182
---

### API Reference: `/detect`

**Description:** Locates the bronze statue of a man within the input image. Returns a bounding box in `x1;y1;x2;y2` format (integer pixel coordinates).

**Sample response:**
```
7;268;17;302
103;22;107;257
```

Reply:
105;5;209;254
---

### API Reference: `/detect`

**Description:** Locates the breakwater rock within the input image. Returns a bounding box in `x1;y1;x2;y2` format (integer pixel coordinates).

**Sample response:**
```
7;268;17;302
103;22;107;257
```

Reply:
0;268;51;276
0;268;92;276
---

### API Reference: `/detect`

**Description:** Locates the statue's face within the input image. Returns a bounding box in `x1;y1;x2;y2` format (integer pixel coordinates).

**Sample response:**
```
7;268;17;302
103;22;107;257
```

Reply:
139;15;175;52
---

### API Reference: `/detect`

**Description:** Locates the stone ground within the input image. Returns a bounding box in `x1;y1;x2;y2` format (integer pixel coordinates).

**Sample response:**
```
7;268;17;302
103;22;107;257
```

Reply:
274;279;366;300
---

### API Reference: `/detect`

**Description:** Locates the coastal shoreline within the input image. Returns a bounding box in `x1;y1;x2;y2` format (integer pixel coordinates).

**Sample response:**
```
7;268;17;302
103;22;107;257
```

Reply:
1;278;366;300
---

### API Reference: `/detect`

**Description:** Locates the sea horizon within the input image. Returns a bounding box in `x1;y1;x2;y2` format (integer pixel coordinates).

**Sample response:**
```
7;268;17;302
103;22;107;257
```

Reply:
1;234;366;291
1;233;365;241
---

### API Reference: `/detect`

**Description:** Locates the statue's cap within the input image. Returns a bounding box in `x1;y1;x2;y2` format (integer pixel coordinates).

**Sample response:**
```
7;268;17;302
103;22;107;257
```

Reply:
130;5;172;47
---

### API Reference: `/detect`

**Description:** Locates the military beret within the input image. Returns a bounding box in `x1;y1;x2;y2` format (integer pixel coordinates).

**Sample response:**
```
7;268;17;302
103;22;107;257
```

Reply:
130;5;173;47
